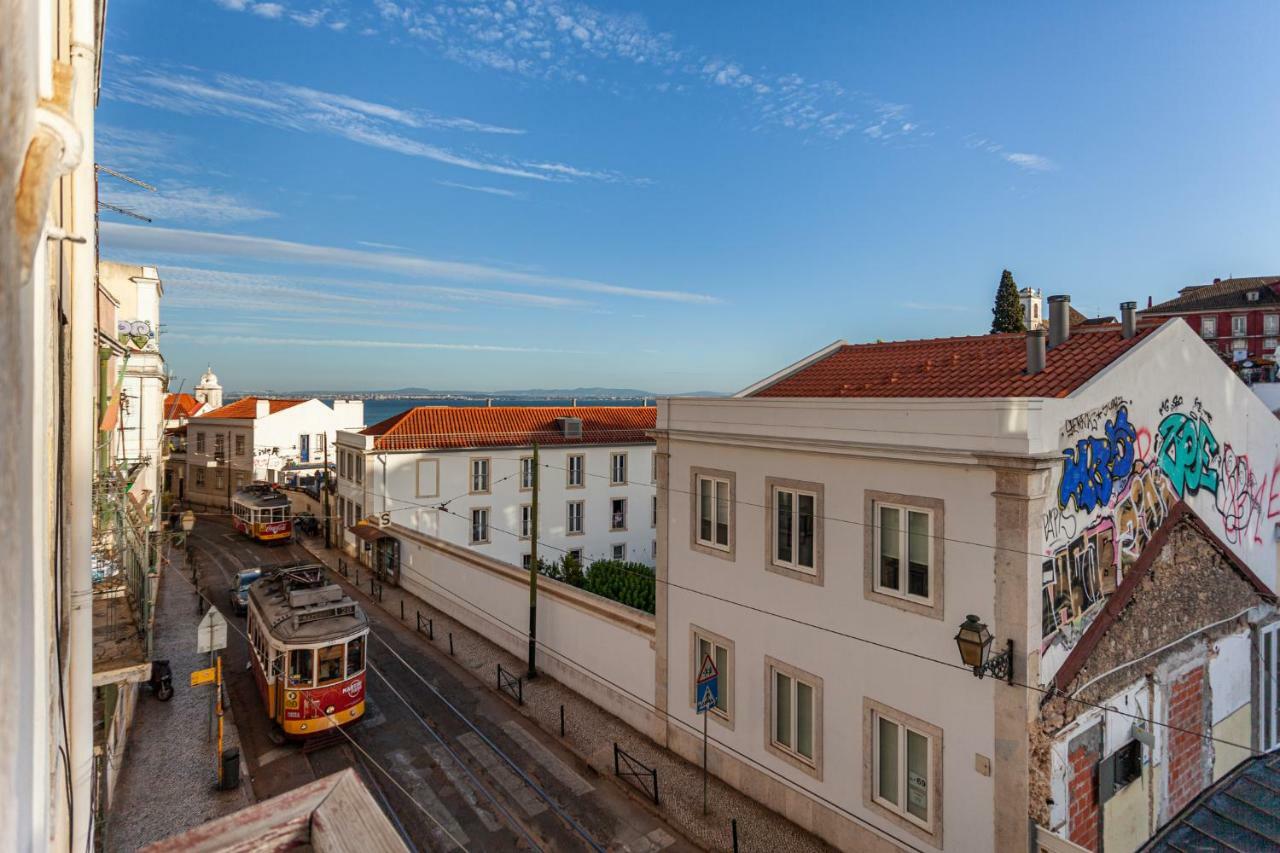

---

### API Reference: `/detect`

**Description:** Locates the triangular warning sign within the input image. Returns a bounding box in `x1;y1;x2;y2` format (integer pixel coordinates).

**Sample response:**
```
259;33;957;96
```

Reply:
697;653;718;682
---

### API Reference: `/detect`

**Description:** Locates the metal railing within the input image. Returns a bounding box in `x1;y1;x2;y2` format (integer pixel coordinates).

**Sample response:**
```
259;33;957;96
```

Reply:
613;743;659;805
496;664;523;705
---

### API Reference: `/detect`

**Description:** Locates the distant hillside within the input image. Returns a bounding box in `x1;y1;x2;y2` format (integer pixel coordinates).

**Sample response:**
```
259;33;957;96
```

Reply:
225;386;729;399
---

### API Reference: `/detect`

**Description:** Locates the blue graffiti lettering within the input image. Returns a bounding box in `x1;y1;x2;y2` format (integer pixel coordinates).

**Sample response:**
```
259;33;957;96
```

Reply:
1157;411;1219;497
1058;406;1138;512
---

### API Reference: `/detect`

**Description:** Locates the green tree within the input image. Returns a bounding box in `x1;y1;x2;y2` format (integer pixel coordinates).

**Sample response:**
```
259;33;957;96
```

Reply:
990;269;1026;333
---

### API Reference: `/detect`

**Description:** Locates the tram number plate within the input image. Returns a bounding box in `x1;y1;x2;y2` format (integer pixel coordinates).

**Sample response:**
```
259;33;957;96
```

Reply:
190;667;216;687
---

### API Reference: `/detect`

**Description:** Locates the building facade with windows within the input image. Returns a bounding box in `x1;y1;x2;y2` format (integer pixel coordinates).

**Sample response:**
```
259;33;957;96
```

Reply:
1142;275;1280;364
185;397;363;508
333;406;657;577
654;306;1279;852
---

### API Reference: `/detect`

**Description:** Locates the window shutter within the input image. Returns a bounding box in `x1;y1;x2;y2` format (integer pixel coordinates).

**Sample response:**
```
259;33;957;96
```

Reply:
1097;753;1115;804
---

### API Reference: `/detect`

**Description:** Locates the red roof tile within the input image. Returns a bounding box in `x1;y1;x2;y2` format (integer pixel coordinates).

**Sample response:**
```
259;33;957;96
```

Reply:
163;392;203;419
362;406;657;451
750;325;1161;399
196;397;306;420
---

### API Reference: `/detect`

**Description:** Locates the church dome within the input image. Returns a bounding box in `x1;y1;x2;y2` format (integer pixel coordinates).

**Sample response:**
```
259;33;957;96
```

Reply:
198;365;220;388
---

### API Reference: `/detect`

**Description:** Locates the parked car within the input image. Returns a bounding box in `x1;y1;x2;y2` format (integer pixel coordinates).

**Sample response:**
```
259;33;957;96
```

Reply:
228;569;262;615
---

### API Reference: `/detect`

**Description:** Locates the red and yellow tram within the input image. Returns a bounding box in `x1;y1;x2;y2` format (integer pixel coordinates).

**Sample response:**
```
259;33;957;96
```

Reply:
232;482;293;543
245;564;368;738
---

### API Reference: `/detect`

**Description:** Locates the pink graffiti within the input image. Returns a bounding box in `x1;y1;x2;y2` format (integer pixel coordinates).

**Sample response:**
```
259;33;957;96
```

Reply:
1267;461;1280;521
1216;444;1266;546
1133;426;1153;466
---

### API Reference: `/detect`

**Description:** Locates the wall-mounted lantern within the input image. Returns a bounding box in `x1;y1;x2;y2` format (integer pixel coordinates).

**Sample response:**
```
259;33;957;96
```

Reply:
954;614;1013;684
180;509;196;533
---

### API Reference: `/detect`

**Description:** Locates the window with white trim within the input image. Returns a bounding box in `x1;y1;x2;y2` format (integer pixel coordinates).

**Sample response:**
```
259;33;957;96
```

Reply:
470;507;489;543
610;498;627;531
235;434;245;456
567;500;584;534
773;485;817;573
520;505;532;539
215;470;224;489
567;454;584;488
1266;315;1279;336
1232;315;1247;335
355;453;364;485
470;458;490;493
696;474;731;550
651;453;657;483
1267;338;1279;352
610;452;627;485
196;431;206;454
520;456;535;490
872;710;934;830
213;433;225;458
1201;316;1217;338
611;543;625;560
770;664;817;764
567;548;583;565
522;554;532;570
874;503;932;602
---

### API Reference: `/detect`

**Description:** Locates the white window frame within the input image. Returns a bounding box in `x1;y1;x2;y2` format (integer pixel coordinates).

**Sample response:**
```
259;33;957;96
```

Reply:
355;453;364;485
610;452;627;486
567;548;583;565
1261;622;1280;752
611;543;626;560
1233;338;1247;354
470;507;490;544
235;434;245;456
566;454;585;488
871;709;936;833
519;504;532;539
567;500;584;535
1266;315;1280;336
610;497;627;531
1201;316;1217;338
694;473;732;552
519;456;535;491
213;433;225;458
873;502;934;605
772;484;819;575
765;658;821;775
1232;314;1247;336
470;457;490;494
692;627;734;725
195;431;206;454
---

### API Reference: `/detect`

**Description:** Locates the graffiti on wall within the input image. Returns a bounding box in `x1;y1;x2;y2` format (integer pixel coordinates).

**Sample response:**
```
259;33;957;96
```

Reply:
1041;395;1273;656
117;319;156;351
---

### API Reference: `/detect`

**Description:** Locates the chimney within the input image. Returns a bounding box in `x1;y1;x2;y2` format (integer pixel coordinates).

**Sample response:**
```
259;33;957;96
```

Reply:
1026;328;1047;375
486;398;493;407
571;397;577;406
1048;295;1071;348
1120;301;1137;339
255;398;270;419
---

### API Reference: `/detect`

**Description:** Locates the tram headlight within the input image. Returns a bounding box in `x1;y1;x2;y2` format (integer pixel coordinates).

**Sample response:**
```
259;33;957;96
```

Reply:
325;705;335;714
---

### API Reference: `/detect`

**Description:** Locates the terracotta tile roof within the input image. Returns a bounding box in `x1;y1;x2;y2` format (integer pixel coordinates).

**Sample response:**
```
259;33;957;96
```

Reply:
163;392;202;420
196;397;306;420
750;325;1161;399
1145;276;1280;313
362;406;657;451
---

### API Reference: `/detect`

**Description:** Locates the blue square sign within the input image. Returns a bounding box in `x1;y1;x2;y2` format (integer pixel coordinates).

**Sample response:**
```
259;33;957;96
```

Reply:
696;654;719;713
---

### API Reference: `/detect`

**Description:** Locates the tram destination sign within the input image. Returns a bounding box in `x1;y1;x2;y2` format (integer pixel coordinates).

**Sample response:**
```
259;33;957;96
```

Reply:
197;607;228;653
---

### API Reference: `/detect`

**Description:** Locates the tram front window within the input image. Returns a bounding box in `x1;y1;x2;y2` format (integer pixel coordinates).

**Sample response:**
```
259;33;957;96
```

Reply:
346;636;365;677
288;649;313;687
316;644;344;686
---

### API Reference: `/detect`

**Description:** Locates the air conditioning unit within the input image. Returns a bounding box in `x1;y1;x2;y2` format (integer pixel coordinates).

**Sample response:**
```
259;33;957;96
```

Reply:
556;417;582;438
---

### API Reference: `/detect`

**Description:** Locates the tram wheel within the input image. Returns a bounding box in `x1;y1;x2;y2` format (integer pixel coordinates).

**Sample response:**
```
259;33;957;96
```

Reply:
267;724;286;746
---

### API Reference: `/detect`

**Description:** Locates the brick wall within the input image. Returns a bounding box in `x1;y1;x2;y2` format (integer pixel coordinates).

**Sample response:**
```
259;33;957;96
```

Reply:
1166;665;1207;816
1067;737;1100;850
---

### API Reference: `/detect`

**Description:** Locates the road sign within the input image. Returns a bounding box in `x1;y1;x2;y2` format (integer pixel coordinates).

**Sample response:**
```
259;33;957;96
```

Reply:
190;666;216;687
696;654;719;714
197;607;228;653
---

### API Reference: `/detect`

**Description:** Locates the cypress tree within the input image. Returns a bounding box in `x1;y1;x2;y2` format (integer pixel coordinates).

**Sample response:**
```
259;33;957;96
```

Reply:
990;269;1026;333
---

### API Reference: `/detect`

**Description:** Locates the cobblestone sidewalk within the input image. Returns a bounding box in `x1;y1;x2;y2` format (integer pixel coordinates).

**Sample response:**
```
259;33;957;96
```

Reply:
297;534;834;853
105;548;251;852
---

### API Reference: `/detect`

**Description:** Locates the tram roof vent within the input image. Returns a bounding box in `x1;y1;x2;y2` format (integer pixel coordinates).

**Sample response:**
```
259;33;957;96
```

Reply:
294;602;357;627
288;584;345;609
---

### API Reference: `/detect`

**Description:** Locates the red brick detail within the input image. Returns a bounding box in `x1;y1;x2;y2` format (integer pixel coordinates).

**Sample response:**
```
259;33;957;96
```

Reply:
1166;666;1207;816
1067;743;1101;851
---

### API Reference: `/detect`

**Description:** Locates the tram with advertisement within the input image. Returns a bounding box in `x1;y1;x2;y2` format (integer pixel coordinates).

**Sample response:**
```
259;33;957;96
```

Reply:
245;564;368;738
231;482;293;544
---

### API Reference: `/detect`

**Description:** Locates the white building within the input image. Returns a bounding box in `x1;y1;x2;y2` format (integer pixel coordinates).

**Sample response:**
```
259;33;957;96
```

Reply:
654;300;1279;852
193;364;223;411
186;397;364;508
333;406;657;581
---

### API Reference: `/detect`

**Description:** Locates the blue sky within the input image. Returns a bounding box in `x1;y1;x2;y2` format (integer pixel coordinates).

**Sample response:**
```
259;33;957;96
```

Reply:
98;1;1280;393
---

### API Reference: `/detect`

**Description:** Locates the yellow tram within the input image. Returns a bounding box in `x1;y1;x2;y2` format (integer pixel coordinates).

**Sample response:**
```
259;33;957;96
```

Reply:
245;564;368;738
231;482;293;543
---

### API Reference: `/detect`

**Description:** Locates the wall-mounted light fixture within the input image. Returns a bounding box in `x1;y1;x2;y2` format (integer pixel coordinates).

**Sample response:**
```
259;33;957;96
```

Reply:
954;615;1013;684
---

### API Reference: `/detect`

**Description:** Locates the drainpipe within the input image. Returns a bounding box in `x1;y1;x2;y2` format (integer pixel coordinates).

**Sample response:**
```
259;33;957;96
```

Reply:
67;3;99;849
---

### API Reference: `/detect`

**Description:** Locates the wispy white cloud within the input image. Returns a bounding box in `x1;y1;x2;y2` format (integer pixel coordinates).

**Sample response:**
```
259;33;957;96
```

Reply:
101;184;277;225
251;2;284;18
103;62;626;183
165;331;588;354
436;180;522;198
103;223;721;304
1002;152;1058;172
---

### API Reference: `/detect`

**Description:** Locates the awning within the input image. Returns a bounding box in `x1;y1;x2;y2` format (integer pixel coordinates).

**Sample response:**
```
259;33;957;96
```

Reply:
347;523;390;543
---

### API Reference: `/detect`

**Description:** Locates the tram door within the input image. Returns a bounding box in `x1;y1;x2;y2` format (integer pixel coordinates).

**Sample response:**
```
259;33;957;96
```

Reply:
375;537;400;587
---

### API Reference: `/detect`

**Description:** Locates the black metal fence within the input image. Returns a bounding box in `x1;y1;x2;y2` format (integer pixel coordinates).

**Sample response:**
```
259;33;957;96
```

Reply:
613;743;659;805
496;664;523;705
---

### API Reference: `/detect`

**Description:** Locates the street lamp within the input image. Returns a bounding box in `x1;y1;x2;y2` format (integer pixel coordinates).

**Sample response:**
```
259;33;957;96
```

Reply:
181;509;196;533
954;615;1013;684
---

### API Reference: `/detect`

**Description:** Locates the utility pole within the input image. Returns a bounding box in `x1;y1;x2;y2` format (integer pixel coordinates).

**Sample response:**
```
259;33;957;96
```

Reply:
323;434;331;548
225;429;233;510
527;442;539;679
